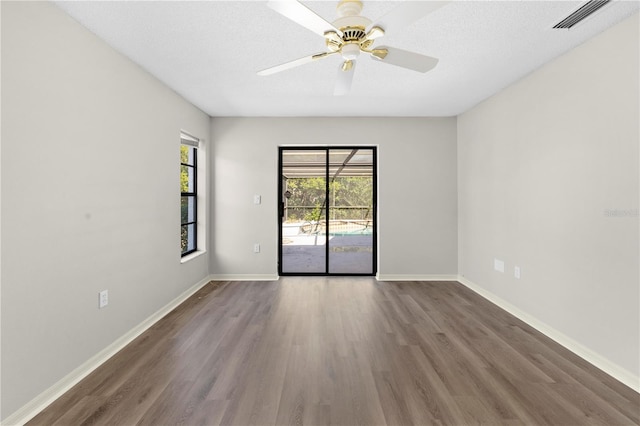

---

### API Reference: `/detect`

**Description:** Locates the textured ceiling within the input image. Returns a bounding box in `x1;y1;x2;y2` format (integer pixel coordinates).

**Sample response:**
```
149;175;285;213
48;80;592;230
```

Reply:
54;1;639;117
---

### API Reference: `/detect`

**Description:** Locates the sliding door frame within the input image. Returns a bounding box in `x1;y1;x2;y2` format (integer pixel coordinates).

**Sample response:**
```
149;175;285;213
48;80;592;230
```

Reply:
278;146;377;276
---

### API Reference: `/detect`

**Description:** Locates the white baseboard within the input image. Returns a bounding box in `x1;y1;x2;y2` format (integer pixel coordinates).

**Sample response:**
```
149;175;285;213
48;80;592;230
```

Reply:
209;274;279;281
2;275;214;426
376;274;459;281
457;276;640;394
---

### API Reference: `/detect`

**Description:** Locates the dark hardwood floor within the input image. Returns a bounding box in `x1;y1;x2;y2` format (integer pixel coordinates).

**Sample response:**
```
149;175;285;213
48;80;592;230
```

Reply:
29;278;639;425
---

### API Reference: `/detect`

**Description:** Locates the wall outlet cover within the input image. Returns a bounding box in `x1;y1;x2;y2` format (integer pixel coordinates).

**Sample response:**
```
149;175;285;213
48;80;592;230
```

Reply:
99;290;108;309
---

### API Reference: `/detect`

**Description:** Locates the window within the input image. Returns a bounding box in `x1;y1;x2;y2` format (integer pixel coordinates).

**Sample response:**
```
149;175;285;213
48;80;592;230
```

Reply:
180;136;198;256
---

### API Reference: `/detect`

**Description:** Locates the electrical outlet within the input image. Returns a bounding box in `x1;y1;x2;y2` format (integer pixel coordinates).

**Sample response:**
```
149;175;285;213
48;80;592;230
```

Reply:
514;266;521;279
254;243;260;253
99;290;108;309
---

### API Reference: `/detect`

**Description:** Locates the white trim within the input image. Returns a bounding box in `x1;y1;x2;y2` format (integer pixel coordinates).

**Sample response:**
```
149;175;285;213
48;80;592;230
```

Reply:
180;249;206;264
1;275;214;426
179;130;200;147
209;274;279;281
457;276;640;394
376;274;459;281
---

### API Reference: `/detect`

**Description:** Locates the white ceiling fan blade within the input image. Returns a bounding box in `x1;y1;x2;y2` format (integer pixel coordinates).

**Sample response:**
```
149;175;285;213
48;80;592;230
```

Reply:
258;52;335;76
334;60;357;96
369;1;448;35
267;0;342;38
370;46;439;73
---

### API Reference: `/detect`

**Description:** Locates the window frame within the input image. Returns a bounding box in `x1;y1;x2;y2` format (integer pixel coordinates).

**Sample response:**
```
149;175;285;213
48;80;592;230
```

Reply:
181;144;198;257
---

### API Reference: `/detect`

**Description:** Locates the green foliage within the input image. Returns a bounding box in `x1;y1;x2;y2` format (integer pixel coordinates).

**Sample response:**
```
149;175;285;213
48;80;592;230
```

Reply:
307;203;322;222
181;226;188;254
180;146;192;193
284;176;372;222
285;177;326;221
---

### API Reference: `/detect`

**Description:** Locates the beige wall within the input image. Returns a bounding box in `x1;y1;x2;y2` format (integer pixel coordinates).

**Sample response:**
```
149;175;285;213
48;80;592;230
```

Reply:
210;117;458;279
458;13;639;380
1;1;210;419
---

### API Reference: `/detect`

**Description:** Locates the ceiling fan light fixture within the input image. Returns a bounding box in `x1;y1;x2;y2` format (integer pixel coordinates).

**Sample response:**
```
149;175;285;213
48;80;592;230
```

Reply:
341;42;361;60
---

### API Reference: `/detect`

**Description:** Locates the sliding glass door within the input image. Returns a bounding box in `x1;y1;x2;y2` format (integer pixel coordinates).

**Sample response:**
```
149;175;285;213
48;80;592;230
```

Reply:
279;147;376;276
280;149;328;273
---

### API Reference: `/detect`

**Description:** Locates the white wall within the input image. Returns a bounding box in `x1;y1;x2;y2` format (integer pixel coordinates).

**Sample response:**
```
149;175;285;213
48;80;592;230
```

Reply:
458;12;639;384
210;117;458;279
1;1;210;419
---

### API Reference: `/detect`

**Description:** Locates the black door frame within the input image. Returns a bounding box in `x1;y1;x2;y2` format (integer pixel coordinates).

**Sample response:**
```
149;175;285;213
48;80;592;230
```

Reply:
278;146;377;276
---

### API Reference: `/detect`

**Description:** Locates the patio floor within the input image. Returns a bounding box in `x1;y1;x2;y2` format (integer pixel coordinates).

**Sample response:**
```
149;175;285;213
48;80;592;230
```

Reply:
281;234;374;274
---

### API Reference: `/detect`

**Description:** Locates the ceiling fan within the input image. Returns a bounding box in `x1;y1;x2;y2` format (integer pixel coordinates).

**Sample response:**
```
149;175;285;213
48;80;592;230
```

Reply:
257;0;446;96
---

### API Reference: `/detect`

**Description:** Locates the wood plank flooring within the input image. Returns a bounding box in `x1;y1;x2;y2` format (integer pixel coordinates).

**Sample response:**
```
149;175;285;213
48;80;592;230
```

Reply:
28;278;639;425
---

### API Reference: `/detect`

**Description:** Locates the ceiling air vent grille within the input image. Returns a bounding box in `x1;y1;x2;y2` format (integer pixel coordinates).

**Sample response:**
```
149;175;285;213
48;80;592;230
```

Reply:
553;0;611;29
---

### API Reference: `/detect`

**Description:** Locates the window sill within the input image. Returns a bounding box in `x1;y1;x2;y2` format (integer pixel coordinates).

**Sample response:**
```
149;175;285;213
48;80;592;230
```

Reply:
180;250;207;264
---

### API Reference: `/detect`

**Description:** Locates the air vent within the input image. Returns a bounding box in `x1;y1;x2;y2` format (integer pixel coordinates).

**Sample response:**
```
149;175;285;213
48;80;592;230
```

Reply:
553;0;611;29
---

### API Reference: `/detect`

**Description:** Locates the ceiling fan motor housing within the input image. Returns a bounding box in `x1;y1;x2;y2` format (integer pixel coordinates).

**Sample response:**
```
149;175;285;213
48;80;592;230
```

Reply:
327;11;375;59
332;15;371;32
